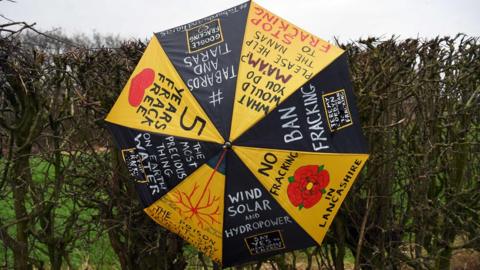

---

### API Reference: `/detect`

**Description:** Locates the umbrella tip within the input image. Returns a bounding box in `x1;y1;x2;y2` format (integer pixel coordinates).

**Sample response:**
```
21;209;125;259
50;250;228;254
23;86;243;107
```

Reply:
222;141;232;149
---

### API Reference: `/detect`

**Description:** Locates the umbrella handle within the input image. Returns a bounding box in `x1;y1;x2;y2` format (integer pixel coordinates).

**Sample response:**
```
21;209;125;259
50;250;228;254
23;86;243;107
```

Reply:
195;149;227;209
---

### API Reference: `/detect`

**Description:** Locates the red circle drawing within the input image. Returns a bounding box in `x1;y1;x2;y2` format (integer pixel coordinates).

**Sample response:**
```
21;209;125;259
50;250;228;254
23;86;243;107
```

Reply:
128;68;155;107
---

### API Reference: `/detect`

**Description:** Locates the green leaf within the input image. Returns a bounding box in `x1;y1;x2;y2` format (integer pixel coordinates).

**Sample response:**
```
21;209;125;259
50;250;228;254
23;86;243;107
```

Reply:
318;165;324;172
321;188;326;194
288;176;295;183
299;204;304;210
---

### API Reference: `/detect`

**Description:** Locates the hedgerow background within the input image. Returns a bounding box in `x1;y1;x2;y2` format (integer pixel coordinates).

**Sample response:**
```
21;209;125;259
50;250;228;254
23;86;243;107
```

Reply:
0;22;479;270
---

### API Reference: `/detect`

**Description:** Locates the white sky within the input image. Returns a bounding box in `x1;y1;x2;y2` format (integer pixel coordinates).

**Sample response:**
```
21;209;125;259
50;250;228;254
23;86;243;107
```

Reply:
1;0;479;42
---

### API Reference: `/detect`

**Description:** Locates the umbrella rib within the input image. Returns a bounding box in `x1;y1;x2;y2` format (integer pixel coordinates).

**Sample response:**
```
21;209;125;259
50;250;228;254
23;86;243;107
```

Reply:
195;149;227;209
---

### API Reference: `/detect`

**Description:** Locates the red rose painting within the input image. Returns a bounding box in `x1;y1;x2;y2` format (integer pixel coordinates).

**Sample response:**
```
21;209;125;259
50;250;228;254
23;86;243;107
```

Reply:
287;165;329;209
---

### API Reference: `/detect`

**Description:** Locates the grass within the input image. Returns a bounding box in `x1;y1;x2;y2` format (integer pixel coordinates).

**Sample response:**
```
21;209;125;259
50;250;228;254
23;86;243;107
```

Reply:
0;156;363;269
0;157;119;269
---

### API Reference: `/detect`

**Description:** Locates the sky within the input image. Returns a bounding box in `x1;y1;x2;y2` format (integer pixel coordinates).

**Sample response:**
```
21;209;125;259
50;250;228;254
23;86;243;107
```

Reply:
1;0;479;42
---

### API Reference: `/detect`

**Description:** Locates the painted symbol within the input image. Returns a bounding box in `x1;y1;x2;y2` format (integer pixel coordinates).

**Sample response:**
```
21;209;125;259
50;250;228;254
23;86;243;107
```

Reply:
209;89;224;107
128;68;155;107
287;165;329;210
171;151;227;228
198;24;210;33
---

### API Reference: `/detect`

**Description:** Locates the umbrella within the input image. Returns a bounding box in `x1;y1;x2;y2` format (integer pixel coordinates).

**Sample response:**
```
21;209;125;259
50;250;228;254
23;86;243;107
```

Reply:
105;1;369;267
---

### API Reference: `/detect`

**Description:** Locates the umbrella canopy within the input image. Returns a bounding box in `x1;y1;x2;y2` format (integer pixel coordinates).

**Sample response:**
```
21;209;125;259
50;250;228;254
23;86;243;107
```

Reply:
105;1;369;267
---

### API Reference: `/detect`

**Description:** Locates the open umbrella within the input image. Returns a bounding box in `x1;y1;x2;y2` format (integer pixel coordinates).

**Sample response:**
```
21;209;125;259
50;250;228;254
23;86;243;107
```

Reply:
105;1;369;267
